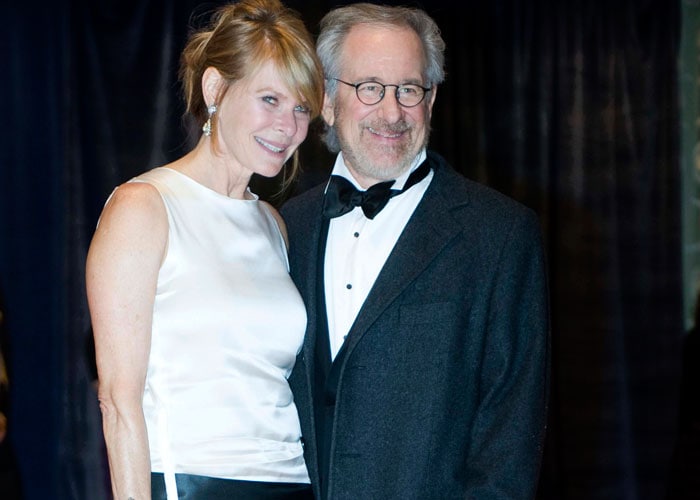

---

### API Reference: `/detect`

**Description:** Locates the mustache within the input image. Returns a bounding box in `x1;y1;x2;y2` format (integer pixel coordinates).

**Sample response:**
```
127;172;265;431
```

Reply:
364;120;410;134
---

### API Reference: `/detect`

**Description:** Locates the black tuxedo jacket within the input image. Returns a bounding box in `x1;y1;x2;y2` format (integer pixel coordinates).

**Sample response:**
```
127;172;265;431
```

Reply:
281;151;550;500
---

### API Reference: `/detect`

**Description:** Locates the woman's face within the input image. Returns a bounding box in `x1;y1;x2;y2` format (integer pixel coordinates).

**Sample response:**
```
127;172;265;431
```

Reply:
214;60;311;179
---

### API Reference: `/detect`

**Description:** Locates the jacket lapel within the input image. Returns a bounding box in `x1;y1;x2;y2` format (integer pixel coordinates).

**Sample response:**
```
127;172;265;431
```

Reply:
295;193;325;362
337;155;471;361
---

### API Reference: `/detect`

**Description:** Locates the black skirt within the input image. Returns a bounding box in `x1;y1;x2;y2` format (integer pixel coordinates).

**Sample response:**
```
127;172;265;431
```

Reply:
151;472;314;500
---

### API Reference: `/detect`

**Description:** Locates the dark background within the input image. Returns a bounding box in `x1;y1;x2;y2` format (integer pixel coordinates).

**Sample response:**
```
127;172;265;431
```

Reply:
0;0;691;499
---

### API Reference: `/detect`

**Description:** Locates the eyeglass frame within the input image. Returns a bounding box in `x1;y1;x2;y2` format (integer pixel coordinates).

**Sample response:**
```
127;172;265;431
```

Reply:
331;78;432;108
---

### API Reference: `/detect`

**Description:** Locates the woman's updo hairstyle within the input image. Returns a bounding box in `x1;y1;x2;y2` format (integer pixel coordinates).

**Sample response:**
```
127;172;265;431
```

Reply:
179;0;323;127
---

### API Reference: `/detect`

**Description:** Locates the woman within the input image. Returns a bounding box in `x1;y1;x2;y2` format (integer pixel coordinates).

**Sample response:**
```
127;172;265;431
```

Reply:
85;1;323;498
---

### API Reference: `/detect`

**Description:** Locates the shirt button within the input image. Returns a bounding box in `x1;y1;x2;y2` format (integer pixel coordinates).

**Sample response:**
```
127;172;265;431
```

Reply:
346;284;352;289
354;232;360;237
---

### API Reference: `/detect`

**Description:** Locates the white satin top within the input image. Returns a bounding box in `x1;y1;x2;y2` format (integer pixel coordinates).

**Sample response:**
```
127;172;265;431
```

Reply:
130;167;309;496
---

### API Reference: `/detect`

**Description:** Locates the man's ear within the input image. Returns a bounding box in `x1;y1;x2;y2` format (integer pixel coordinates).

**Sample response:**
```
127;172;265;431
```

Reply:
321;91;335;126
426;85;437;112
202;66;223;105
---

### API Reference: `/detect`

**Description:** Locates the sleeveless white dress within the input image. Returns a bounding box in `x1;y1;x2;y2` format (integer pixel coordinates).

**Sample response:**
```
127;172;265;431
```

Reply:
129;167;309;498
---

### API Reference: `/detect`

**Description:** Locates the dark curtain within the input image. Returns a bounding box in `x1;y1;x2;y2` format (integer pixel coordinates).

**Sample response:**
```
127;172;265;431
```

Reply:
2;3;70;499
429;2;684;499
0;0;683;499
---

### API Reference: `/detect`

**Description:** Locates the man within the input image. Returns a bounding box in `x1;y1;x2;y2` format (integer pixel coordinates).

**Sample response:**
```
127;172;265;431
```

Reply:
282;4;549;499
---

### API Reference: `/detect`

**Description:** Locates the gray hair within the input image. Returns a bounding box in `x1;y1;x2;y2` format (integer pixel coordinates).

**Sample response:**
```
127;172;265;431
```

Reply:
316;3;446;152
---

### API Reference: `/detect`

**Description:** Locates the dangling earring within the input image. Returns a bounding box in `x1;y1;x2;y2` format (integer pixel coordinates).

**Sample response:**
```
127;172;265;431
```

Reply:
202;104;217;137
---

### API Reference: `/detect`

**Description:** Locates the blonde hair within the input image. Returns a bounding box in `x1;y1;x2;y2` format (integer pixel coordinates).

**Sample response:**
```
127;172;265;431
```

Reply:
179;0;324;185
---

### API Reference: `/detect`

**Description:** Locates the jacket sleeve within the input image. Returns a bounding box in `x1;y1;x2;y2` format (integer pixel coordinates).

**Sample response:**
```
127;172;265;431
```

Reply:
465;208;550;499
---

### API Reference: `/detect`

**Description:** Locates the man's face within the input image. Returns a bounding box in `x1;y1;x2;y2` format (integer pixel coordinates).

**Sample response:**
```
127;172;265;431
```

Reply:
322;24;436;188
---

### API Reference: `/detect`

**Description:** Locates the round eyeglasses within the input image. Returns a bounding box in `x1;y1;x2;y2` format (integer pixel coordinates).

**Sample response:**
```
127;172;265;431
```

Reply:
332;78;431;108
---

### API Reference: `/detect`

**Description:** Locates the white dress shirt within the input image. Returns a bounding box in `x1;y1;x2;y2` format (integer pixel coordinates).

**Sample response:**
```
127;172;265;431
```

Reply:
324;149;433;359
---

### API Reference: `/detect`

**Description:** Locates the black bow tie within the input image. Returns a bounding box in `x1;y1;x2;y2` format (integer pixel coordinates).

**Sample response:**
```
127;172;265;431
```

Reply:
322;161;431;220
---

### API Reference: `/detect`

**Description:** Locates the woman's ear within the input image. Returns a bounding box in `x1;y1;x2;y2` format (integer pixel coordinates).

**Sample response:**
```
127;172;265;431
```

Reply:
202;67;223;105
